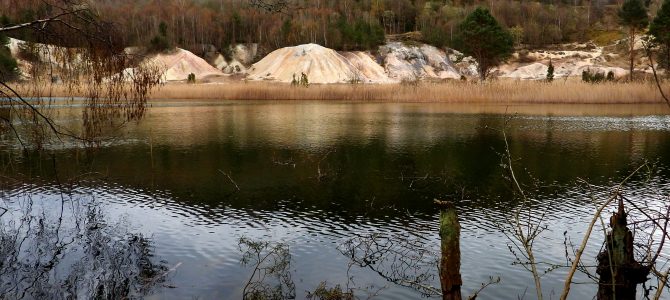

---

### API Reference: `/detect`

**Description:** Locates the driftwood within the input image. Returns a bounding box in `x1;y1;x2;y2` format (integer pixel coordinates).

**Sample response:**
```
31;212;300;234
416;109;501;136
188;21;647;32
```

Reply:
596;198;650;300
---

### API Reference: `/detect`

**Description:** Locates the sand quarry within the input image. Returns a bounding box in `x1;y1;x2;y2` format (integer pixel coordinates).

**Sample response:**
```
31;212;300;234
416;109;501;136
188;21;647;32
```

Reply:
7;37;648;84
245;41;637;84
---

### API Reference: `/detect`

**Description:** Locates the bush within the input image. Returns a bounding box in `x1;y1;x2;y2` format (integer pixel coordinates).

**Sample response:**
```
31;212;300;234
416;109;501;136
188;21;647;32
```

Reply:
0;35;19;81
149;35;171;53
187;73;196;84
581;68;613;83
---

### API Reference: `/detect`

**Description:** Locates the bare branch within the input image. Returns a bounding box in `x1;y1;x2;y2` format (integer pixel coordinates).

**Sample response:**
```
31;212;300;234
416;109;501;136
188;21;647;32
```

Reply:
0;9;86;33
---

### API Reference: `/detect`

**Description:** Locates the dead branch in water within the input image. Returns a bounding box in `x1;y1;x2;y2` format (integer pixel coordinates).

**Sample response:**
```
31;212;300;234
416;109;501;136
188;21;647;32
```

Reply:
218;169;241;192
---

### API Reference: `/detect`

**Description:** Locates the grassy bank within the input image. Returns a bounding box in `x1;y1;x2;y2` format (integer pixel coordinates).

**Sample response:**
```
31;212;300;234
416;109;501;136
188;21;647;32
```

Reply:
146;81;667;104
11;80;670;104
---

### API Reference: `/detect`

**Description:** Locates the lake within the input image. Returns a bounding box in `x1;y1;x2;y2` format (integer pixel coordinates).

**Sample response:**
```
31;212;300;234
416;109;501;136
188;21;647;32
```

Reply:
1;101;670;299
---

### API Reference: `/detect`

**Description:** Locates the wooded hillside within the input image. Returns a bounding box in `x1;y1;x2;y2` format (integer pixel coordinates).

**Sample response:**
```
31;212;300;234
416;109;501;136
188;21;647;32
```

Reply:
1;0;663;56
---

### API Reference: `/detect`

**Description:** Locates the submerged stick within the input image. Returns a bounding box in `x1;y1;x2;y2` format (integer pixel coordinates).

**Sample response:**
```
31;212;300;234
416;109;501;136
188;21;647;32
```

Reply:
435;199;462;300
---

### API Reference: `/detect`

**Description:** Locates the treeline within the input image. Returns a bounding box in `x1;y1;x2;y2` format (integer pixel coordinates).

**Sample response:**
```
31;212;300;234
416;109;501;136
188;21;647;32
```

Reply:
1;0;665;55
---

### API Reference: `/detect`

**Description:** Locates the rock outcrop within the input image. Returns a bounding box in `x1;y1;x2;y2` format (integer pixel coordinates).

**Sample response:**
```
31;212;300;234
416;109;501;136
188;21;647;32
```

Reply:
380;42;461;81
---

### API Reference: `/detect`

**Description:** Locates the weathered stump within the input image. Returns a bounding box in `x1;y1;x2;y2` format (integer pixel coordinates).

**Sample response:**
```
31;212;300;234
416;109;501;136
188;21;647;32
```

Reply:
435;199;462;300
596;198;650;300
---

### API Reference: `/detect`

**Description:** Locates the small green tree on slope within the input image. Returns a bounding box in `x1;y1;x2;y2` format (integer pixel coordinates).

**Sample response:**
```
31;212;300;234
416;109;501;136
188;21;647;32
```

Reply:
619;0;648;81
650;0;670;72
456;7;514;81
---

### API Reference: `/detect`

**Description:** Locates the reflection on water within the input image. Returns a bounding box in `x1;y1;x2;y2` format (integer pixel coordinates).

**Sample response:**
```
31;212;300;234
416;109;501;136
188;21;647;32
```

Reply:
0;182;168;299
0;101;670;299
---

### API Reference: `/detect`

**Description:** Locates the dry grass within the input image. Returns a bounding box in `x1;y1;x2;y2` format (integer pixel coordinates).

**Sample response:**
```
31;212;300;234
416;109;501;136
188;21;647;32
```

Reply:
12;80;670;105
145;80;667;104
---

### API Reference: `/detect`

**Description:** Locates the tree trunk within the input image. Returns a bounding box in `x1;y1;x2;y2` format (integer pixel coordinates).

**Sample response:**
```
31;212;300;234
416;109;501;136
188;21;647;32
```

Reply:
629;28;636;82
596;198;650;300
436;200;462;300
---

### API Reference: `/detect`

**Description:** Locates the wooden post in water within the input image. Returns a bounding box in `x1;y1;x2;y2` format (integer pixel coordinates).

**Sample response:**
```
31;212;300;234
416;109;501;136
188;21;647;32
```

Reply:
596;198;650;300
435;199;462;300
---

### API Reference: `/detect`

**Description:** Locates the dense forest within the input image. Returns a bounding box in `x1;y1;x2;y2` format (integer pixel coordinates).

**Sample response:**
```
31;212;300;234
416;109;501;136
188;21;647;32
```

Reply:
0;0;664;56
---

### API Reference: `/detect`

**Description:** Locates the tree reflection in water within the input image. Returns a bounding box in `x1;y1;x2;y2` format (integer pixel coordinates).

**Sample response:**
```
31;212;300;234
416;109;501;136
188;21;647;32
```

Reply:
0;187;168;299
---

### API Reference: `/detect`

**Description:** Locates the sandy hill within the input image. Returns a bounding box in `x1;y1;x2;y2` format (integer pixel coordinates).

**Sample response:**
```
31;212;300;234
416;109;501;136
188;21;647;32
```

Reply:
247;44;393;84
150;48;224;82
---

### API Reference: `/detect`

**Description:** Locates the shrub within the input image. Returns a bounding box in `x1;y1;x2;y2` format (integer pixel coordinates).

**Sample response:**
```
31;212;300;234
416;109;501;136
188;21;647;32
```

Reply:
546;60;554;82
149;35;171;53
581;68;612;83
0;35;18;81
187;73;196;84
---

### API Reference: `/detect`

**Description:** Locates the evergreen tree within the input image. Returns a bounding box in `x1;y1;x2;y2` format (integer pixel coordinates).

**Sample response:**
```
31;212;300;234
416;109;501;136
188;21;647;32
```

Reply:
547;59;555;82
455;7;514;81
650;0;670;71
619;0;649;81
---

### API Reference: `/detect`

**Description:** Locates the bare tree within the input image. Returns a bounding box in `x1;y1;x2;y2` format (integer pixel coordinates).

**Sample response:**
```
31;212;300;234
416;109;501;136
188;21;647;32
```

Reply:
0;0;161;147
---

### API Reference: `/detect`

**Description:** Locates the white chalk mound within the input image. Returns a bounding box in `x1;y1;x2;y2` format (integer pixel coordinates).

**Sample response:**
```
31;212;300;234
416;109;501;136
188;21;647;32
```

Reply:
341;51;397;83
247;44;392;84
502;63;550;80
150;48;224;82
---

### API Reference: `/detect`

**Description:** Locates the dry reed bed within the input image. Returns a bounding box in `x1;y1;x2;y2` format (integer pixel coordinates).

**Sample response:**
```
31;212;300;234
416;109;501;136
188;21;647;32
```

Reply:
8;81;667;104
148;81;665;104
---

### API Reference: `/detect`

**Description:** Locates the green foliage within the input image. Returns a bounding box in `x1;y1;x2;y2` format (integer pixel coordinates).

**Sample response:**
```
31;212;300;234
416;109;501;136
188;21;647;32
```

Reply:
650;0;670;42
546;60;554;82
0;35;19;82
300;72;309;87
455;7;514;81
651;0;670;70
149;21;173;53
335;18;385;51
280;19;292;45
187;73;196;84
159;21;168;38
149;35;170;52
619;0;649;30
0;14;10;26
291;72;309;87
582;69;614;84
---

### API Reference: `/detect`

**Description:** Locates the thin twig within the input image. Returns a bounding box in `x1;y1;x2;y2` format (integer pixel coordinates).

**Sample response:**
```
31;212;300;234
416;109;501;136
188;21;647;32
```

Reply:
218;169;240;191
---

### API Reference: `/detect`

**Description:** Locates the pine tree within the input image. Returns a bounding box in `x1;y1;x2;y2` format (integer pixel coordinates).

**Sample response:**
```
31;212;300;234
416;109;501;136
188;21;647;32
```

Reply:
619;0;649;81
650;0;670;71
546;59;555;82
456;7;514;81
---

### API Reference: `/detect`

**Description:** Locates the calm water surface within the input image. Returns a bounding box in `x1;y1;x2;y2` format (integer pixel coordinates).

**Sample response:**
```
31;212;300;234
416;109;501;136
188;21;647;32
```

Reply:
2;101;670;299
